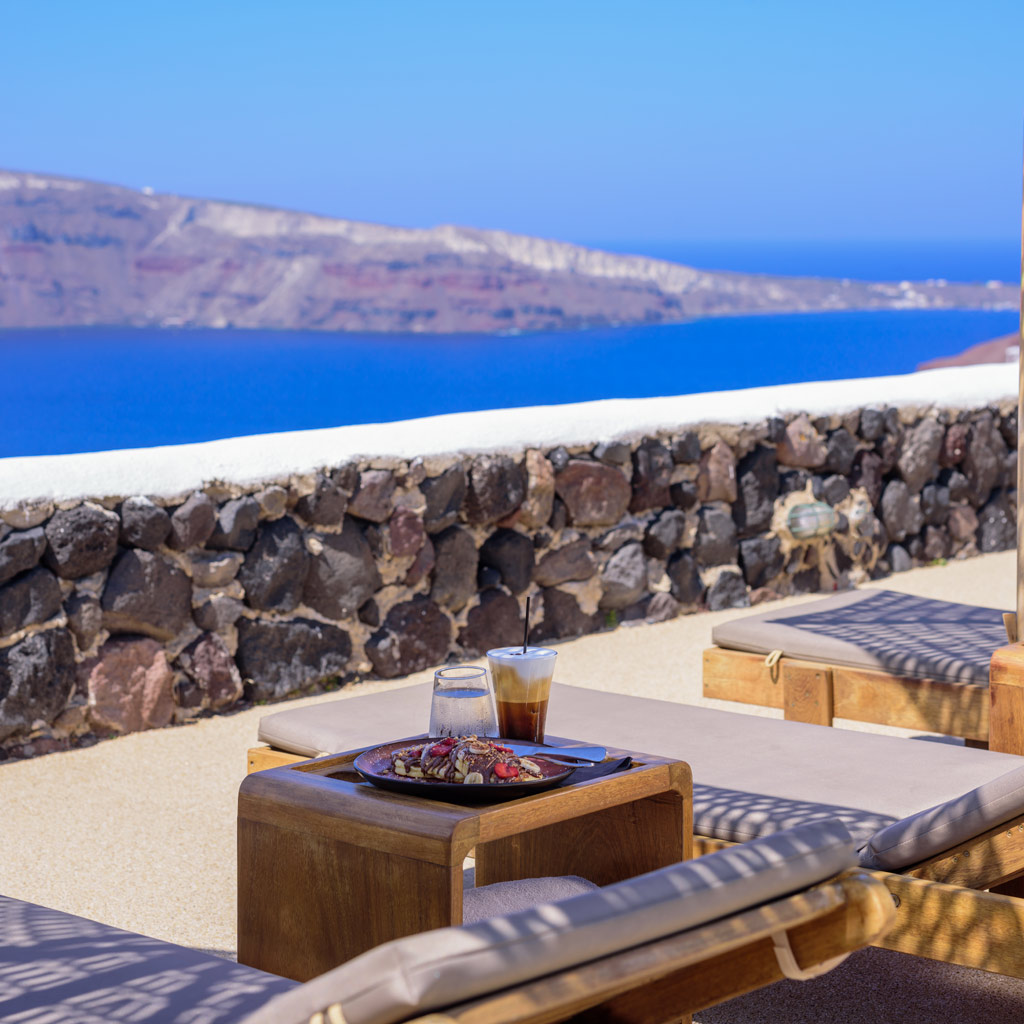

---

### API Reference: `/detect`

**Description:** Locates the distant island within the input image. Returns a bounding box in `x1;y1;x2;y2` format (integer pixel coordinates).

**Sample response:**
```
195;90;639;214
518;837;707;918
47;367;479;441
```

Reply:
0;170;1016;334
917;332;1019;371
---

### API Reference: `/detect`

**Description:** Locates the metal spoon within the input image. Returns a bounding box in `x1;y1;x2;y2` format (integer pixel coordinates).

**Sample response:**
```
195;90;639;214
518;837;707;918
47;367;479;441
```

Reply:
502;742;607;764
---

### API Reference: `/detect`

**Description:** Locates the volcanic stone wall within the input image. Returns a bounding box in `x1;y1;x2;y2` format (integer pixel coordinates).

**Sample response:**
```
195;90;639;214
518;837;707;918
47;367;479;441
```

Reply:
0;398;1017;758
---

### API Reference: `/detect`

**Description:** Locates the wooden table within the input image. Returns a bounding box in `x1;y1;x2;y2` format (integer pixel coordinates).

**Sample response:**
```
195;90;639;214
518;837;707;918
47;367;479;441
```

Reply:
237;739;692;982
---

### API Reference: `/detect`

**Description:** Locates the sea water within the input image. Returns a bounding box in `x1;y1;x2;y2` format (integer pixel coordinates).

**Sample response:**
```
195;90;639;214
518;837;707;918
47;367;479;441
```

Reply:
0;307;1016;458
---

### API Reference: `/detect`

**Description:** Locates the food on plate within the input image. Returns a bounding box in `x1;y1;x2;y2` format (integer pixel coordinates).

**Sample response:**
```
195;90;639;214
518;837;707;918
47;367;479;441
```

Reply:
390;735;545;784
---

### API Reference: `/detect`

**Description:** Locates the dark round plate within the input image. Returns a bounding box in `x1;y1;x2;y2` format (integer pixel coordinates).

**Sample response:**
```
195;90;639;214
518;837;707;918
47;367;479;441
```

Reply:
353;739;576;803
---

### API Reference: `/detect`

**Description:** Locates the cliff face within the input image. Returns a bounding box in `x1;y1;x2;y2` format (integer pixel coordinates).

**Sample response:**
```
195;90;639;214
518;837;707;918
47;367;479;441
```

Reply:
917;332;1020;370
0;170;1016;334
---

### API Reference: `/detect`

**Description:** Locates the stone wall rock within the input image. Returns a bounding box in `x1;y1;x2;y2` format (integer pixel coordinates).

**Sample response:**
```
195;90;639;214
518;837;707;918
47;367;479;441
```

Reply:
479;529;534;595
430;526;478;611
44;505;120;579
239;517;309;611
458;590;522;656
177;633;243;710
534;538;596;586
0;527;47;586
101;550;191;641
207;496;260;551
465;456;526;524
303;520;381;619
294;473;348;525
0;568;62;635
236;617;351;700
366;597;450;678
348;470;396;523
599;542;647;610
0;629;76;741
119;497;171;551
83;637;175;734
630;441;673;511
168;492;217;550
555;461;631;526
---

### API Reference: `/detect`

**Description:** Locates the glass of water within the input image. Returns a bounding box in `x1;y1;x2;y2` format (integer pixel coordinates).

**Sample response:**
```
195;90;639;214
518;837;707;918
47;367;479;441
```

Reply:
428;665;498;738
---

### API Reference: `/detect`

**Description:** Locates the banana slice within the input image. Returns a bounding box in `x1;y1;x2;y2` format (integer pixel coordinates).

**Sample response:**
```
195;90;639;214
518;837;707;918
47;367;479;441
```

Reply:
394;761;407;776
519;758;540;774
409;767;424;778
463;772;484;784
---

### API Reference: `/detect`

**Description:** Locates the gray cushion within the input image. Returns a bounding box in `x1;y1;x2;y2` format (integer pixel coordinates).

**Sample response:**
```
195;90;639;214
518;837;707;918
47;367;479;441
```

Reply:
258;682;432;757
463;876;599;922
241;820;856;1024
710;589;1005;685
0;895;296;1023
860;763;1024;869
548;684;1024;847
259;681;1024;850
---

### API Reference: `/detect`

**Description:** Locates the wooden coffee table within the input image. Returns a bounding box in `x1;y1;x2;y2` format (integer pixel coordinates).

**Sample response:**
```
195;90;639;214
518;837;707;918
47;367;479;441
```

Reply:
237;738;692;981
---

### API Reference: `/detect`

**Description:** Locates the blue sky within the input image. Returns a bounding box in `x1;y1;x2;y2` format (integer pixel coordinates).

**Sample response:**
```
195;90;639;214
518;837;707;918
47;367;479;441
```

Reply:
3;1;1022;248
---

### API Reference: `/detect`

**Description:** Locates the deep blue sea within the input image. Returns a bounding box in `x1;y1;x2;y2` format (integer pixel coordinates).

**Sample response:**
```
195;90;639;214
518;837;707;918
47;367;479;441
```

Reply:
0;240;1018;458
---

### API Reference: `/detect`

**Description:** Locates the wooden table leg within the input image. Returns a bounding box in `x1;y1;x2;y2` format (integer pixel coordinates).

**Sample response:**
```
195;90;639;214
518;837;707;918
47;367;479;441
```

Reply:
475;791;688;888
238;817;463;980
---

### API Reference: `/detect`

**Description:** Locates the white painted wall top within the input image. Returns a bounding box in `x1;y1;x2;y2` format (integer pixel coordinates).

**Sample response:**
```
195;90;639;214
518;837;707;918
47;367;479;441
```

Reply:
0;363;1016;507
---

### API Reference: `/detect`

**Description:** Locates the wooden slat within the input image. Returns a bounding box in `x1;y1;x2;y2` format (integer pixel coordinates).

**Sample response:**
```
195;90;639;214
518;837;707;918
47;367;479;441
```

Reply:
693;835;732;858
404;872;893;1024
872;871;1024;977
832;667;988;741
989;642;1024;755
702;648;784;709
702;645;992;743
247;745;307;773
782;662;833;726
906;811;1024;890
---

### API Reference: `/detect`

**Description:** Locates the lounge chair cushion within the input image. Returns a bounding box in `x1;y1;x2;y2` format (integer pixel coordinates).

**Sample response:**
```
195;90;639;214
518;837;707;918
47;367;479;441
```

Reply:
258;682;431;757
0;895;297;1023
860;763;1024;869
241;820;856;1024
259;682;1024;852
709;589;1005;685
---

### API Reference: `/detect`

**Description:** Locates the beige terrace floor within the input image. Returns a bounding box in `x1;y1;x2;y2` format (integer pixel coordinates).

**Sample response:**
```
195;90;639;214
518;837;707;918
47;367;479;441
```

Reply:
2;548;1024;1022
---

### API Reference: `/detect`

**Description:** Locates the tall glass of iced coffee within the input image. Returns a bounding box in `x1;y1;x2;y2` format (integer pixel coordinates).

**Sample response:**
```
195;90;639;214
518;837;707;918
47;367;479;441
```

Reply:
486;646;557;743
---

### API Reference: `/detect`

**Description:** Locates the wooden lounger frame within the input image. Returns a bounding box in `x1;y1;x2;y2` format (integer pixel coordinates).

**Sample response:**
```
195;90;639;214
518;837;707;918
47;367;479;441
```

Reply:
695;807;1024;979
305;869;892;1024
702;639;1024;755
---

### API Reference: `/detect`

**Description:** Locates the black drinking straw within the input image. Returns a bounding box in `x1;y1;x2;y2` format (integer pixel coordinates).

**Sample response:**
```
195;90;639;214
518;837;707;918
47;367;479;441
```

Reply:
522;596;530;654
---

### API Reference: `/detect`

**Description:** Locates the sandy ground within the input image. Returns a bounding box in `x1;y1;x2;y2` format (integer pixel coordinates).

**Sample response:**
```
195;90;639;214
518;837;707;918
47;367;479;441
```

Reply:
2;549;1023;1021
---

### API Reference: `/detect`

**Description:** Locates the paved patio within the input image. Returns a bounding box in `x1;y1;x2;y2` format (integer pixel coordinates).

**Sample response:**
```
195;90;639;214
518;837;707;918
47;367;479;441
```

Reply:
2;548;1023;1022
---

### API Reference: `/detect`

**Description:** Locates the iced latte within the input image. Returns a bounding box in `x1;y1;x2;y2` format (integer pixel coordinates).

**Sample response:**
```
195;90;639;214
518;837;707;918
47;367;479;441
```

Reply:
486;646;557;743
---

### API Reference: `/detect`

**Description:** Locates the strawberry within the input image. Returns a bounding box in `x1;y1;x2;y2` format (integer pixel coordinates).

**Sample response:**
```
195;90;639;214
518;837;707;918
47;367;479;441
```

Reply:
494;763;519;779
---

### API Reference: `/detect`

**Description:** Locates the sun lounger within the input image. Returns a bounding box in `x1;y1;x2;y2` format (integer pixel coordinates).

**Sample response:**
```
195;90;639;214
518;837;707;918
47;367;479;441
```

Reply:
251;681;1024;978
700;589;1024;753
0;822;891;1024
